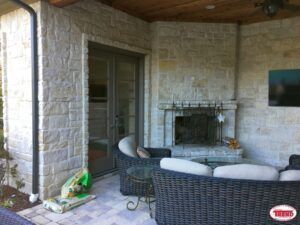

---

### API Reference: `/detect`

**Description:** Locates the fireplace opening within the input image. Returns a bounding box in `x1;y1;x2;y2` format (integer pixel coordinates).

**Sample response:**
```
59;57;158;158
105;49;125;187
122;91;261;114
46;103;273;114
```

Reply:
175;113;217;145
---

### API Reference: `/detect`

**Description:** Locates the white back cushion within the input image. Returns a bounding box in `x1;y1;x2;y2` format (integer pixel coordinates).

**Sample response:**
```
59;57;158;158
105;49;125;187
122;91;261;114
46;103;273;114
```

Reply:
160;158;212;176
118;136;137;158
214;164;279;181
280;170;300;181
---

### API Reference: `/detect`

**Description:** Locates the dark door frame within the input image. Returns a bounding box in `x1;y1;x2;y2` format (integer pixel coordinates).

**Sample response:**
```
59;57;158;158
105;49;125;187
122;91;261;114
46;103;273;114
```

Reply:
88;42;145;176
89;42;145;146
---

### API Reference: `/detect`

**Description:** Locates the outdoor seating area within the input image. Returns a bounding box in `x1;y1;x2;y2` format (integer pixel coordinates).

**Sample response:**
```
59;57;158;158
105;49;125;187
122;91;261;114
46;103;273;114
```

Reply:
153;166;300;225
0;0;300;224
114;135;300;224
9;148;299;225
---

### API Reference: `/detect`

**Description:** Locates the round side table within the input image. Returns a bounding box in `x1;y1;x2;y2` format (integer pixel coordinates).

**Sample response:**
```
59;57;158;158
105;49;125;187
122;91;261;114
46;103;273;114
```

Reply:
126;165;155;217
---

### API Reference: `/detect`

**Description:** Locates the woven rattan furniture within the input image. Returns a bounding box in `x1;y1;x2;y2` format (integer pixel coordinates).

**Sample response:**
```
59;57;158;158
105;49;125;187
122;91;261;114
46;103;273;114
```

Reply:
285;154;300;170
0;207;35;225
153;167;300;225
112;144;171;196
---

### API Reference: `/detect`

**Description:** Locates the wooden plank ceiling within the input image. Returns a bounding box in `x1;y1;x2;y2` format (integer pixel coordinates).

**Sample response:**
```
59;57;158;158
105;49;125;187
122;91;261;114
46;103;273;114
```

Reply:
94;0;300;24
0;0;37;16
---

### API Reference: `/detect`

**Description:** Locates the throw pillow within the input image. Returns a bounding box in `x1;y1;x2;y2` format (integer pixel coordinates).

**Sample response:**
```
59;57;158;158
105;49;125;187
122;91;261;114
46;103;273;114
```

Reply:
118;135;137;158
280;170;300;181
160;158;212;176
137;146;151;158
213;164;279;181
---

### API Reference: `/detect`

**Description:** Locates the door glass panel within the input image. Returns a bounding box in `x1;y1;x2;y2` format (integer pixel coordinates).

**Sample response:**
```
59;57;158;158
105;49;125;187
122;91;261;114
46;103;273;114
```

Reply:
88;54;110;174
88;43;141;176
116;60;137;140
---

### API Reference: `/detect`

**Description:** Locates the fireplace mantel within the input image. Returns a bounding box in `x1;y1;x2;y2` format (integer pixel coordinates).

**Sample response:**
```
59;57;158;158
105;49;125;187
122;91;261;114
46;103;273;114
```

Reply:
158;100;237;110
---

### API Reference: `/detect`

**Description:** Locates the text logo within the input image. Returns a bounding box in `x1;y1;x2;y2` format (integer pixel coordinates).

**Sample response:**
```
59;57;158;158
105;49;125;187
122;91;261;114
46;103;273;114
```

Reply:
270;205;297;222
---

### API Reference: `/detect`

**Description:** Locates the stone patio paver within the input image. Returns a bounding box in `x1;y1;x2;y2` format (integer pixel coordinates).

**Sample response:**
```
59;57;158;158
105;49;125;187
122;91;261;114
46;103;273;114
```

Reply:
18;175;157;225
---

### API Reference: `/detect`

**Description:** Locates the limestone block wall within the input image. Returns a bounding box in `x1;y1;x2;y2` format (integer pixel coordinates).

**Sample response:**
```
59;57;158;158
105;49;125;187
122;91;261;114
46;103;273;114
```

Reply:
0;2;42;194
149;22;238;147
38;0;151;199
2;0;300;199
237;17;300;166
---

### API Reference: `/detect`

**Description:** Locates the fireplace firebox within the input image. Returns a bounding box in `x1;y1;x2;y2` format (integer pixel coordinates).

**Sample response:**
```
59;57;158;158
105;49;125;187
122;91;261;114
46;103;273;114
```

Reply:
175;110;217;145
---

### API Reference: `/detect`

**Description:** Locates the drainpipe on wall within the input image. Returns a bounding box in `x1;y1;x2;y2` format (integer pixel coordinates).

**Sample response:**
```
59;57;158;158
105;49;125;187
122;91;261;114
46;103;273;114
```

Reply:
9;0;39;203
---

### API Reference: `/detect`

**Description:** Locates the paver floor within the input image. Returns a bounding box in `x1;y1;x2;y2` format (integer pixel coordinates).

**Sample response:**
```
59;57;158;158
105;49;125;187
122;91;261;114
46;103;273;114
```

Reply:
18;174;157;225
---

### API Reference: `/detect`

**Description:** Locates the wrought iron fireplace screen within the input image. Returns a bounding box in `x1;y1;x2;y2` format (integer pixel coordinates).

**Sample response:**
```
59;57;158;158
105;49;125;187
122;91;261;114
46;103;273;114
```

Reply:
175;107;218;145
168;103;224;146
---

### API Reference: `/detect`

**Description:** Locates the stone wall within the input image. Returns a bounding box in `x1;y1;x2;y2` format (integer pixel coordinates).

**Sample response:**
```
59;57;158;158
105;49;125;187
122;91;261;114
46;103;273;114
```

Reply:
149;22;238;147
0;2;42;194
1;0;300;199
237;17;300;166
1;0;151;199
38;0;151;199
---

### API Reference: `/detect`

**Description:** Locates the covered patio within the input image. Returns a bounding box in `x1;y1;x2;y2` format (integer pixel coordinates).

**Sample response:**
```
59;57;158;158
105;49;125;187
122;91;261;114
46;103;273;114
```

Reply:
0;0;300;224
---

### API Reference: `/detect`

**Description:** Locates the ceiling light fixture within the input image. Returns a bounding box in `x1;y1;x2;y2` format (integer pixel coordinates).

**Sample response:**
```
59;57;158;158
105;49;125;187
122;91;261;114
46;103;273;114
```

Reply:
205;5;216;10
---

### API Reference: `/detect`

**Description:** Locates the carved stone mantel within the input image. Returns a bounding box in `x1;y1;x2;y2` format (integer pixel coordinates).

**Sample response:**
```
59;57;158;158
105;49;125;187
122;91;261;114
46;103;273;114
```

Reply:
158;100;237;110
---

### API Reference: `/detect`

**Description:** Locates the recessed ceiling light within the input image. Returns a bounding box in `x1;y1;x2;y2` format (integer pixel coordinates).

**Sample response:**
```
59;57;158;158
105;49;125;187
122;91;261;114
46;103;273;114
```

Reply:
206;5;216;10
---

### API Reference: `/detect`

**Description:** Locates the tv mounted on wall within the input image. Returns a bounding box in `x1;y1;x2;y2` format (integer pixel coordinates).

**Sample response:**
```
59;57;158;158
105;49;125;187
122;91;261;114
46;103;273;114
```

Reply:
269;69;300;107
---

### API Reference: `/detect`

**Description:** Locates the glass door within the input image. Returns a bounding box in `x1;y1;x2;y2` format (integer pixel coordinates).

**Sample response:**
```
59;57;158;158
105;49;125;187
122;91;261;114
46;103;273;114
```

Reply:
88;44;141;176
115;55;139;142
88;49;114;175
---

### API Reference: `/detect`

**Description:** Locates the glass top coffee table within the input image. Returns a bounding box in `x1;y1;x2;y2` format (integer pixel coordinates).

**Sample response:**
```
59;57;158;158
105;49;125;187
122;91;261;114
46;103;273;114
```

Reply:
126;166;155;217
191;157;261;169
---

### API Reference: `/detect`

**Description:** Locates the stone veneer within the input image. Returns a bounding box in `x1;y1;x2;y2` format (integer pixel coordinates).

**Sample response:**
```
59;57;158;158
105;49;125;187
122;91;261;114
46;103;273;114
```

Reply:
38;0;151;199
0;2;42;195
0;0;300;199
148;22;238;147
236;18;300;166
1;0;151;199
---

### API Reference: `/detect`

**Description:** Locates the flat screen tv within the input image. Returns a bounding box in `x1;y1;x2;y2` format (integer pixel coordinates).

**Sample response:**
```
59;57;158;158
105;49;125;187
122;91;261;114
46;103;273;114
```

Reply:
269;69;300;107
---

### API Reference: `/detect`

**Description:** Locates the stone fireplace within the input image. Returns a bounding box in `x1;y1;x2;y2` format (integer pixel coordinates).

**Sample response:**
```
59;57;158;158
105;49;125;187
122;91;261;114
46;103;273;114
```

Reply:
158;100;243;159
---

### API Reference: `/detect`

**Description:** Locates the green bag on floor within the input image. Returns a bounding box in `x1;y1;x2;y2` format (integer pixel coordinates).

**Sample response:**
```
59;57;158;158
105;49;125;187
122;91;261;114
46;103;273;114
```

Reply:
61;168;92;198
43;194;96;214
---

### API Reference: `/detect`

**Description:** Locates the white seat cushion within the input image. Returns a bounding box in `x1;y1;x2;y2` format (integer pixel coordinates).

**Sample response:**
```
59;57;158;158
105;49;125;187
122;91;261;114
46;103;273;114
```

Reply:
118;136;137;158
280;170;300;181
160;158;212;176
213;164;279;181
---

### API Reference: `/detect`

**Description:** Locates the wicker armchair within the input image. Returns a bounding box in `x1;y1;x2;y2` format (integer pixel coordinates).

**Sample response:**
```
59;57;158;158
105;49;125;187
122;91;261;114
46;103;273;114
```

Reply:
285;154;300;170
153;168;300;225
113;144;171;196
0;207;35;225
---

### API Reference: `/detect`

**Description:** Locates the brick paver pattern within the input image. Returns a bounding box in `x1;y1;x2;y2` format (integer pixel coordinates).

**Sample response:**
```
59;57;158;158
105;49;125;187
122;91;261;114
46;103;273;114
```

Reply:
18;175;156;225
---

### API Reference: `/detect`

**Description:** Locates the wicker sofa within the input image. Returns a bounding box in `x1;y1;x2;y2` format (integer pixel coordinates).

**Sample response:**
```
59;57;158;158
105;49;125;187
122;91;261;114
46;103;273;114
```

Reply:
153;167;300;225
113;144;171;196
0;207;34;225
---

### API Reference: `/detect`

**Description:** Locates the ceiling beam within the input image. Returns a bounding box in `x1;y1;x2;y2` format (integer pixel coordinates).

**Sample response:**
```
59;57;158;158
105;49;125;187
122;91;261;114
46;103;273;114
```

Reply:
48;0;80;7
